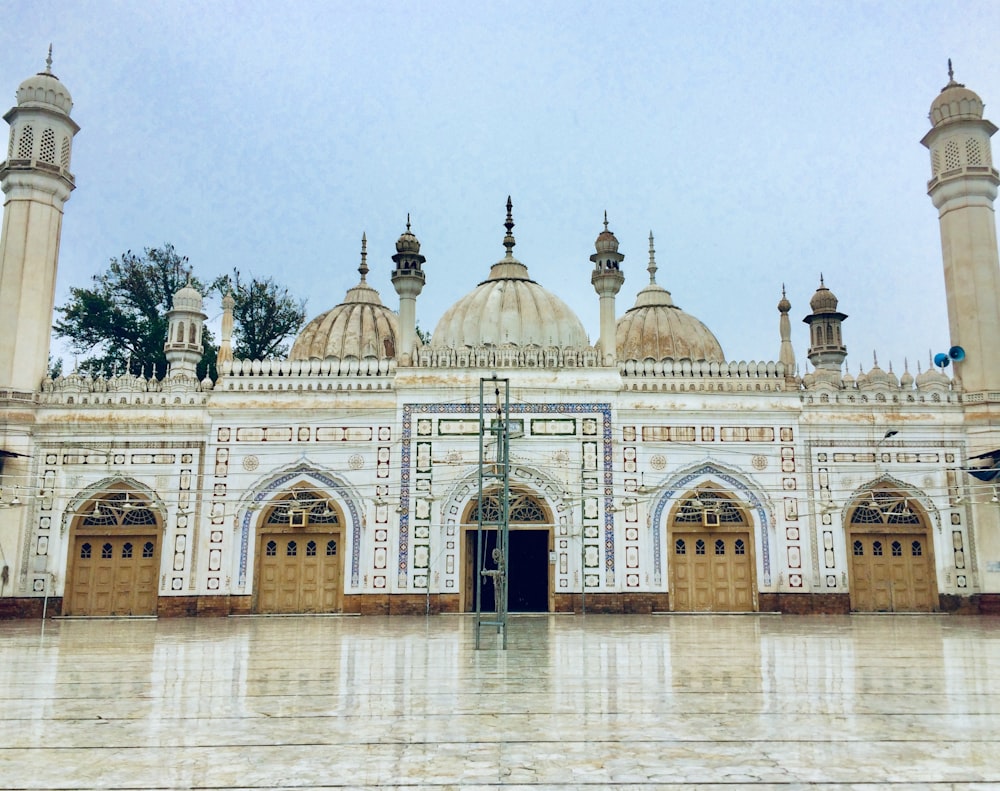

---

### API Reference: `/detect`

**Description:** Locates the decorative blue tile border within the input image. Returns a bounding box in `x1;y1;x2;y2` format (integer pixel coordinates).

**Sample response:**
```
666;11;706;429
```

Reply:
650;464;771;587
238;464;364;588
401;402;613;586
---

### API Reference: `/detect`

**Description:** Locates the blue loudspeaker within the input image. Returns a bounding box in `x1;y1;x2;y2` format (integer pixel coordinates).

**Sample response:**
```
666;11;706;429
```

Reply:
934;352;951;369
949;345;966;362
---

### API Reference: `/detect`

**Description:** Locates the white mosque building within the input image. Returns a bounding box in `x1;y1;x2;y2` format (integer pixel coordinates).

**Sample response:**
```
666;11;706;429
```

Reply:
1;56;999;617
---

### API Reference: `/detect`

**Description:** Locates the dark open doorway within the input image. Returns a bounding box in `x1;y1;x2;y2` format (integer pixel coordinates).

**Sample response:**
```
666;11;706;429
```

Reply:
469;529;549;613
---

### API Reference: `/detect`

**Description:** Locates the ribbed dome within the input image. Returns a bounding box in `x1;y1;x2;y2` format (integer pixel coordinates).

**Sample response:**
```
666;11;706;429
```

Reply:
290;236;400;359
17;52;72;115
431;199;589;349
431;258;589;348
930;67;985;127
171;284;204;312
616;232;725;362
810;278;839;312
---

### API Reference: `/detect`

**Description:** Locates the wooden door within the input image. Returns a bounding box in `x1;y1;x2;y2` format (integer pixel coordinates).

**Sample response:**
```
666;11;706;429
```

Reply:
67;535;158;616
256;533;341;613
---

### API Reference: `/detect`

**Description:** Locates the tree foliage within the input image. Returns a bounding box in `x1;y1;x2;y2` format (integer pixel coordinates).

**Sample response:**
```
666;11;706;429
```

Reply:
53;245;308;379
54;245;215;378
213;270;307;360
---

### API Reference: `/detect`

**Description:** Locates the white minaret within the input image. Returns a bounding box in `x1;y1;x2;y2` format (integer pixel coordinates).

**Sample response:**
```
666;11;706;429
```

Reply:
921;62;1000;397
0;49;79;392
163;283;206;379
390;216;426;365
590;212;625;366
777;285;796;374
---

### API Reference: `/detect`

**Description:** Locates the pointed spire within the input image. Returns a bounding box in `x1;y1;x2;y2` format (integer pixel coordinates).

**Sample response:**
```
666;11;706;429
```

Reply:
603;210;609;232
819;272;825;287
647;231;657;284
406;213;411;233
873;350;879;368
359;232;369;282
948;58;954;82
45;44;53;74
503;196;516;256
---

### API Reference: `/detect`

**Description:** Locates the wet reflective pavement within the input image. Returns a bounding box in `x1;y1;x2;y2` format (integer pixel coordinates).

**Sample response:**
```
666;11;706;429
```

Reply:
1;613;999;789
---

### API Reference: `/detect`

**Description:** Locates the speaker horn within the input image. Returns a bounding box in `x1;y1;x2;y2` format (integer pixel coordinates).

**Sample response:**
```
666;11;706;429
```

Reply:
933;352;950;369
949;345;966;361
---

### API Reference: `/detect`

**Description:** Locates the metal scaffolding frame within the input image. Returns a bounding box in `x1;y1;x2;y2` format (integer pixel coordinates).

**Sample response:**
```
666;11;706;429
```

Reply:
474;375;511;649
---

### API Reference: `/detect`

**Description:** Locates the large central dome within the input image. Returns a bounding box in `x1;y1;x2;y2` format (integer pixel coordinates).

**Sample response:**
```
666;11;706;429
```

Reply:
431;199;589;349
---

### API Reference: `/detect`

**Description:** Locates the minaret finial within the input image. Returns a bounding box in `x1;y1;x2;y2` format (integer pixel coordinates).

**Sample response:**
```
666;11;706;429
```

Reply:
647;231;657;284
45;44;53;73
819;272;825;287
948;58;954;83
782;283;787;299
359;232;368;282
406;213;411;232
603;210;609;232
503;196;516;256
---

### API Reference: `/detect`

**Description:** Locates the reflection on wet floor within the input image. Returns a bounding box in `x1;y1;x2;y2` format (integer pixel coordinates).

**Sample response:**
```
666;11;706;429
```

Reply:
1;614;999;788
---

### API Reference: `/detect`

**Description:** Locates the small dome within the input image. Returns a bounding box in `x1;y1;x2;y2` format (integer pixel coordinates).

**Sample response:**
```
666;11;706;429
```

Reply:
290;288;399;360
395;216;421;255
809;278;839;313
290;235;400;360
930;71;985;127
594;213;619;254
778;291;791;314
171;284;204;313
900;366;914;389
617;232;725;362
616;289;725;362
17;52;73;115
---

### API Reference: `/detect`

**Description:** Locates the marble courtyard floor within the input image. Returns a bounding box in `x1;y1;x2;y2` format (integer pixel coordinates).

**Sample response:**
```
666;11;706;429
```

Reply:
1;614;999;789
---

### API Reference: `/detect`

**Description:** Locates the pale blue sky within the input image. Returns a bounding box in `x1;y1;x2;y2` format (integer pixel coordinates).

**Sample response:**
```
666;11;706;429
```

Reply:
3;1;999;372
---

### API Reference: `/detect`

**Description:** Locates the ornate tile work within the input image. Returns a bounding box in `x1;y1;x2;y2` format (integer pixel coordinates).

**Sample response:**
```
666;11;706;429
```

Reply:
238;464;363;588
650;464;772;586
401;403;613;587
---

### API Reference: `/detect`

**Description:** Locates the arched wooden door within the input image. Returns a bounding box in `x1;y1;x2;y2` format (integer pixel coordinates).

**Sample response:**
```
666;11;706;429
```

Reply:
65;486;161;616
847;487;936;612
254;487;344;613
462;490;552;613
668;486;756;612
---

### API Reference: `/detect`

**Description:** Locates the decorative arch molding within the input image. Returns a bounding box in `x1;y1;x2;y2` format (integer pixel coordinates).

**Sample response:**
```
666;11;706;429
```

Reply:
439;462;572;530
235;461;365;590
61;475;168;536
648;461;775;586
844;473;941;533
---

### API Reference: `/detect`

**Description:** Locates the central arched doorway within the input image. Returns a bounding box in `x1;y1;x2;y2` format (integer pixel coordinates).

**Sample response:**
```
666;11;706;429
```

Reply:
462;489;552;613
668;486;756;612
254;486;344;613
64;485;162;616
847;486;936;612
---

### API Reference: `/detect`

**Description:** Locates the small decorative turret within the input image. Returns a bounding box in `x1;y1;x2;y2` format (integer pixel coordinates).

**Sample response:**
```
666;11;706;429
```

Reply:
590;212;625;365
216;290;236;370
803;274;847;384
777;284;795;370
164;281;207;379
391;215;426;365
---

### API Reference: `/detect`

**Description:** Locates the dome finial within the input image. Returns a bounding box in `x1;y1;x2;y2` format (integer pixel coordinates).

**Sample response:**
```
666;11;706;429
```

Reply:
503;196;516;256
647;231;657;284
819;272;825;287
45;44;53;74
359;232;369;282
948;58;954;83
603;210;609;232
406;212;411;232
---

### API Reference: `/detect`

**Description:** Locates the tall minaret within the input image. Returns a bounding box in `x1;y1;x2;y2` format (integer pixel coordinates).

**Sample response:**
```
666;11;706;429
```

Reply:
590;212;625;366
0;49;79;392
390;215;426;365
921;62;1000;397
803;275;846;386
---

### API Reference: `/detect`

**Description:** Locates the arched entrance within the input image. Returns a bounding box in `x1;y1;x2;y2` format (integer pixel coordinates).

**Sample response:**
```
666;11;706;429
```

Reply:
462;489;552;613
847;486;936;612
65;485;161;616
668;485;756;612
254;486;343;613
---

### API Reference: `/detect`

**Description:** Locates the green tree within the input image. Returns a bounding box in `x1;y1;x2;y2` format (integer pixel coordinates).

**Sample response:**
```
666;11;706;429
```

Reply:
213;270;307;360
54;245;217;378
